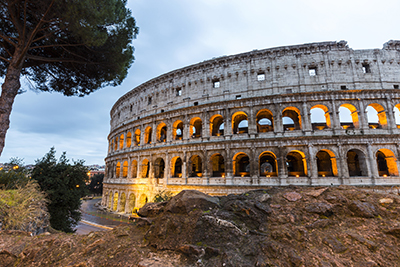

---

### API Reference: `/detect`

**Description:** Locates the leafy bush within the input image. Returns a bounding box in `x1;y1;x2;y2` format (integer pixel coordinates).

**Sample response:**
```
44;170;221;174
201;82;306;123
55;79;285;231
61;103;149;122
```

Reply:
0;157;30;189
153;190;173;203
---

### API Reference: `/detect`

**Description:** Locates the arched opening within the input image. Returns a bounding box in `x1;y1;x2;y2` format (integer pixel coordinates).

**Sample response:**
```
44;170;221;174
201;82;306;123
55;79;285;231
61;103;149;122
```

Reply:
316;150;338;177
141;159;150;178
119;134;124;149
189;155;202;177
134;129;141;146
131;160;138;178
116;162;121;178
108;191;112;209
210;114;224;136
376;149;398;176
171;157;183;178
126;132;132;148
113;192;118;211
173;120;184;140
127;193;136;213
233;152;250;177
122;161;128;178
339;104;359;129
256;109;274;133
211;153;225;177
286;150;307;177
259;151;278;177
282;107;302;131
157;122;167;142
347;149;367;176
366;104;387;129
144;126;152;144
190;117;202;138
232;111;248;134
139;194;148;208
311;105;330;130
119;192;126;212
154;158;165;178
394;105;400;128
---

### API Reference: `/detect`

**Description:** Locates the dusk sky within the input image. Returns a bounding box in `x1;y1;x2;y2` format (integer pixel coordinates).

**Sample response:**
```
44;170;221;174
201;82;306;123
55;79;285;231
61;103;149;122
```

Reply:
1;0;399;165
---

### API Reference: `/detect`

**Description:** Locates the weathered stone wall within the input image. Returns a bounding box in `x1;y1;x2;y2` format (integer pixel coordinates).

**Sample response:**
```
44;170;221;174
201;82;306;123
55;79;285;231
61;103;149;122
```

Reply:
102;40;400;212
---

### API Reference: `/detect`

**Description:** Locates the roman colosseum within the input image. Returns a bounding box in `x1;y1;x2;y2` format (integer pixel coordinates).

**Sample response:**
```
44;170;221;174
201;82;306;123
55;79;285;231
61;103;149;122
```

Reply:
102;40;400;213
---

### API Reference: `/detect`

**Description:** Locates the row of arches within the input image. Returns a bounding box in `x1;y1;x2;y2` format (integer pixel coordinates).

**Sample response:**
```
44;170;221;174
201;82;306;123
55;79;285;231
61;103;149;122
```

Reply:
108;148;399;179
103;191;149;213
110;103;400;151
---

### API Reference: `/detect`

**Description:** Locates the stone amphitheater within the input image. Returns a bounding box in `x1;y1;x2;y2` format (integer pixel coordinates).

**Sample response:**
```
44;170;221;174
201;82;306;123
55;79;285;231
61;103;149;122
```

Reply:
102;40;400;213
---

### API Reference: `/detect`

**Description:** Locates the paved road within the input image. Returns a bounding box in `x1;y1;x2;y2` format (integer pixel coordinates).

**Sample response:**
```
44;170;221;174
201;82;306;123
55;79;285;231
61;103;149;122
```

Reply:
74;221;108;235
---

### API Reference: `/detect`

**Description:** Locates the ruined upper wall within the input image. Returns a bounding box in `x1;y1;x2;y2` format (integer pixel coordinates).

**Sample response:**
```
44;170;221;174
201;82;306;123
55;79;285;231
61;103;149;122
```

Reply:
110;40;400;130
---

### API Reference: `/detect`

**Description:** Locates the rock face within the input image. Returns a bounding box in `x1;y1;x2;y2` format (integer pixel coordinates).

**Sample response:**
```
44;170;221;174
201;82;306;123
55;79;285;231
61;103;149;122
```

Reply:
3;186;400;267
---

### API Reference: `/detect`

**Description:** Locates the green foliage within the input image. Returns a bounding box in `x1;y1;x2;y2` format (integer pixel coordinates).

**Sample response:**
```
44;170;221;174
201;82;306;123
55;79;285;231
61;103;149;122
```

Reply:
0;0;139;95
0;181;48;234
153;190;173;203
0;157;30;190
87;173;104;195
31;147;89;233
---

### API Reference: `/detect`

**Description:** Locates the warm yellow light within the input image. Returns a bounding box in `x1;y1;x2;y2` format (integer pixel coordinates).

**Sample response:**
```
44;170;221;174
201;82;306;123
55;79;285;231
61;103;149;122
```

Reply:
322;174;325;177
13;165;19;170
241;174;244;177
383;174;387;177
222;174;225;178
296;175;299;178
266;175;270;177
87;171;91;176
76;184;80;188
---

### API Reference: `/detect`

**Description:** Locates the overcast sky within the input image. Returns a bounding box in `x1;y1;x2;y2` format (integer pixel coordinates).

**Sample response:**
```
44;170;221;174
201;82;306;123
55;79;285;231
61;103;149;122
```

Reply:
1;0;400;165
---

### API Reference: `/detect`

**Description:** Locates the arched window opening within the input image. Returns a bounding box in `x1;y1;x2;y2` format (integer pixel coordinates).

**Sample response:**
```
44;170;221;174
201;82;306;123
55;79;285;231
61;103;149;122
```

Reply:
134;129;141;146
190;118;203;138
127;194;136;214
119;134;124;149
144;127;152;144
131;160;138;178
311;105;330;130
233;153;250;177
286;151;307;177
171;157;183;178
114;138;118;151
189;155;202;177
339;104;359;129
116;162;121;178
366;104;387;129
232;112;248;134
259;152;278;177
157;123;167;143
210;115;224;136
122;161;128;178
256;109;274;133
119;192;126;212
316;150;337;177
126;132;132;148
211;154;225;177
173;120;184;140
376;149;398;176
139;194;148;208
347;149;367;176
108;192;112;209
154;158;165;178
141;159;150;178
394;105;400;128
113;192;118;211
282;107;301;131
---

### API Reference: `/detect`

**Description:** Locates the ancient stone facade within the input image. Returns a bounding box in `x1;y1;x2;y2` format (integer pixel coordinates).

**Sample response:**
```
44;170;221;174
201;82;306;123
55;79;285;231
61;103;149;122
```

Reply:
102;40;400;213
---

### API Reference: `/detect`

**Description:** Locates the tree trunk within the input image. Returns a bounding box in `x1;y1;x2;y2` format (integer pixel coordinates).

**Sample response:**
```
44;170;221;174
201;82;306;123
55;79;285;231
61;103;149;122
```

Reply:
0;60;23;156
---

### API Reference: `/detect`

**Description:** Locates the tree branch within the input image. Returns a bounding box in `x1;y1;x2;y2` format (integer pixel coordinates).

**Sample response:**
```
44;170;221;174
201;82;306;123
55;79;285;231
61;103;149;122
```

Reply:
0;55;10;63
0;32;17;47
26;54;93;64
28;43;86;50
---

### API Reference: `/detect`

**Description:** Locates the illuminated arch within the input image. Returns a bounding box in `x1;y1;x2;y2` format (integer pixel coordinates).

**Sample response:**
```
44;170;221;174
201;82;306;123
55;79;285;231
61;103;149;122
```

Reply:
346;149;368;176
171;157;183;178
113;192;118;211
311;105;331;130
131;160;138;178
366;103;387;129
210;114;224;136
316;150;338;177
144;126;152;144
259;151;278;176
126;132;132;148
108;191;112;209
286;150;307;177
376;149;398;176
394;104;400;128
233;152;250;176
156;122;167;142
190;117;203;138
114;138;117;151
134;129;141;146
282;107;302;131
141;159;150;178
116;162;121;178
154;158;165;178
189;155;202;177
127;193;136;213
119;192;126;212
339;104;359;129
232;111;248;134
210;153;225;177
173;120;184;140
256;109;274;133
122;161;128;178
119;134;124;149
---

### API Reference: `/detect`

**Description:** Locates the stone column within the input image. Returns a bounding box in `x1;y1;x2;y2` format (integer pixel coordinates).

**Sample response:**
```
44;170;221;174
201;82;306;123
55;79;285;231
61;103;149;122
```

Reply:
224;108;232;136
203;110;209;138
248;106;257;135
302;102;312;134
367;143;378;184
358;100;368;130
225;147;233;185
165;152;170;184
308;145;318;184
183;151;187;184
336;144;345;184
274;104;283;134
386;96;395;132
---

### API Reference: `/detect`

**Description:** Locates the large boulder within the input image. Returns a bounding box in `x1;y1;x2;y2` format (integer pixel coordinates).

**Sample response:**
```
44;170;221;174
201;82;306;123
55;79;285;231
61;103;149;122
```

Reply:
164;190;219;214
138;201;167;217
